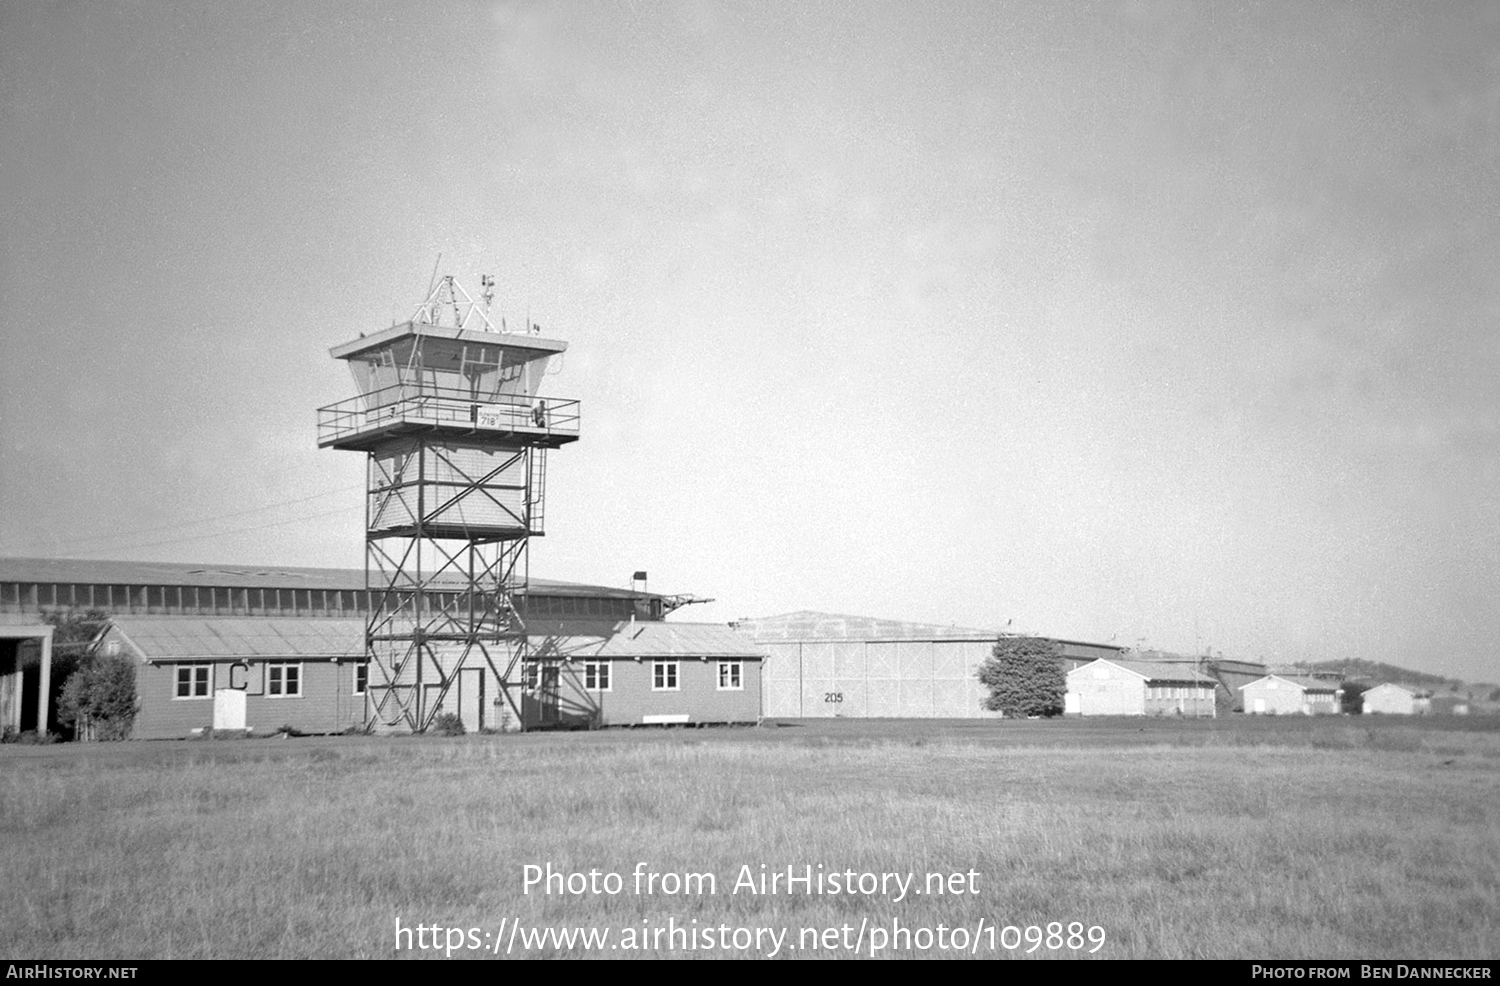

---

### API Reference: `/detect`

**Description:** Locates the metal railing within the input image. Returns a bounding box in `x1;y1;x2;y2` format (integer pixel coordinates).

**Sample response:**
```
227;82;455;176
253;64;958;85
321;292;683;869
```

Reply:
318;384;580;445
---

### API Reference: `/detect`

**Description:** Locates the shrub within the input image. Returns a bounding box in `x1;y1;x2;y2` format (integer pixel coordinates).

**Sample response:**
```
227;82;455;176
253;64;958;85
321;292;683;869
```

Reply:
57;654;137;741
977;636;1066;718
429;712;466;736
1;728;59;745
1340;681;1370;715
41;609;112;737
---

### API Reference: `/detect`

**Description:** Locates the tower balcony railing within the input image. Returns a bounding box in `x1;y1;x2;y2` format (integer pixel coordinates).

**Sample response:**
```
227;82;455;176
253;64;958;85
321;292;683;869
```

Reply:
317;384;580;447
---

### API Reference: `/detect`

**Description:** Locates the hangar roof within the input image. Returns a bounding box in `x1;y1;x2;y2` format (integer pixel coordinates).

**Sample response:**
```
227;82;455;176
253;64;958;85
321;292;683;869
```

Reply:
733;610;1126;654
734;611;1004;642
103;617;760;661
0;557;649;599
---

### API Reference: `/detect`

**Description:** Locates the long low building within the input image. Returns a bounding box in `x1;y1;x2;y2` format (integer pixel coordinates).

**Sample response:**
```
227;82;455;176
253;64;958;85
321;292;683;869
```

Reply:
0;556;667;622
1241;674;1343;715
0;557;759;737
1064;658;1218;717
97;616;763;738
734;611;1126;719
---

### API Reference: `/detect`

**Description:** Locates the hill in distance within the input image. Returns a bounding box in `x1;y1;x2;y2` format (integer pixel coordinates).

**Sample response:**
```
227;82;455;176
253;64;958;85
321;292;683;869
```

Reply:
1300;658;1463;692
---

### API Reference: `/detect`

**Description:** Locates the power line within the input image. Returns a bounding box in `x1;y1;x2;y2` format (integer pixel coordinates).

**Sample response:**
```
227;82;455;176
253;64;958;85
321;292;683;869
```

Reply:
0;484;365;555
47;503;366;556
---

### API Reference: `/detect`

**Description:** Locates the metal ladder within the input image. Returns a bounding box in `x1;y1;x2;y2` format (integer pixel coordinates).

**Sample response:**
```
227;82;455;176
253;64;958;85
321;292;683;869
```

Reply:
528;449;547;534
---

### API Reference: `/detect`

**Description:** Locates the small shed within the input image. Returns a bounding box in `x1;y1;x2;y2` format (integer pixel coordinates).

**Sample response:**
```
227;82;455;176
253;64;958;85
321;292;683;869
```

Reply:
1064;659;1218;717
1361;683;1430;716
1240;674;1342;716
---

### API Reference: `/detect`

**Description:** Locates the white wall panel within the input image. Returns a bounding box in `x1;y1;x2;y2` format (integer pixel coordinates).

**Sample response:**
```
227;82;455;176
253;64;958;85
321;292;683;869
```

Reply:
801;679;836;718
801;643;836;680
932;679;971;717
833;642;865;679
898;677;934;717
865;681;900;717
763;679;801;717
761;643;801;681
866;642;898;679
897;640;931;678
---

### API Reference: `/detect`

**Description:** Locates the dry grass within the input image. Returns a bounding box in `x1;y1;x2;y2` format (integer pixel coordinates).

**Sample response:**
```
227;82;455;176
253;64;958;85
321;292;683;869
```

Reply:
2;717;1497;959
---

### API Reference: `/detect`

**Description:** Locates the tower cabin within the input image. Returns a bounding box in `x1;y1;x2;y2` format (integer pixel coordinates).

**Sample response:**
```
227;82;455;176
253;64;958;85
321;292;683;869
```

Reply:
317;321;579;539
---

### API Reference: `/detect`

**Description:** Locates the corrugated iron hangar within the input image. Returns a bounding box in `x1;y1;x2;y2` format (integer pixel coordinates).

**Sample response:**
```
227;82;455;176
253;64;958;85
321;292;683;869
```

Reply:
735;611;1126;719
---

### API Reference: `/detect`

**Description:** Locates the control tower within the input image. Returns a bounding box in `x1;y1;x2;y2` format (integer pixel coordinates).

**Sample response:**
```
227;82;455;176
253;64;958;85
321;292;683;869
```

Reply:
317;277;579;732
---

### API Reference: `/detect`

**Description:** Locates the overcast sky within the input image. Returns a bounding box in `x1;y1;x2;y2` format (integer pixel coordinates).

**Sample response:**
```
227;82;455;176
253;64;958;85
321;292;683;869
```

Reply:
2;1;1496;681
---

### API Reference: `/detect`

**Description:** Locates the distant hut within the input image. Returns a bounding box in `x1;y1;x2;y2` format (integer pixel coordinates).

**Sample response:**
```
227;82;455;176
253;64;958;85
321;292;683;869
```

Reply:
1240;674;1342;716
1430;694;1471;716
1361;683;1431;716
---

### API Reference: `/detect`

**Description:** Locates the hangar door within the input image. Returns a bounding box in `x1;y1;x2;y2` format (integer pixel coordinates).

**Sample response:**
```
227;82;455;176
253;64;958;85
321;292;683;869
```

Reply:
759;639;996;719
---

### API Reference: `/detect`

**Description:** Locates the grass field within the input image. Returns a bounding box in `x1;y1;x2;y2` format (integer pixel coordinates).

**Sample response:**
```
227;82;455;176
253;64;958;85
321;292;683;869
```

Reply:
2;716;1497;960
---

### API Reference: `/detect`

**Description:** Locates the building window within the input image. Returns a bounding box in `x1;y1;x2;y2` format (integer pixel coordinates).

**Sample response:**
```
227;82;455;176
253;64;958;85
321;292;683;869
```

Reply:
353;663;368;696
523;663;540;691
652;660;679;691
584;661;611;691
175;664;211;699
717;661;743;691
267;662;302;698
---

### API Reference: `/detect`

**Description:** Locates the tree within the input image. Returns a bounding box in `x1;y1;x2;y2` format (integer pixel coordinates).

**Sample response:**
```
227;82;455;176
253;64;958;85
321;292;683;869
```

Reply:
977;636;1066;718
57;653;137;741
41;609;111;738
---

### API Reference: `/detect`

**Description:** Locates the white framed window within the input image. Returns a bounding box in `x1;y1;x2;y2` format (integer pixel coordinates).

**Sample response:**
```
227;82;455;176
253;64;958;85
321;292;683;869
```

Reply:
266;662;302;698
652;660;679;691
175;663;211;699
523;662;540;691
353;662;368;696
584;661;611;691
717;660;743;691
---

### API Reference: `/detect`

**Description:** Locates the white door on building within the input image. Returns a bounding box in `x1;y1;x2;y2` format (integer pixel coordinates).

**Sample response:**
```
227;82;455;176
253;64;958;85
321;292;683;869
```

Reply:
1253;697;1266;714
214;688;247;731
459;668;484;732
